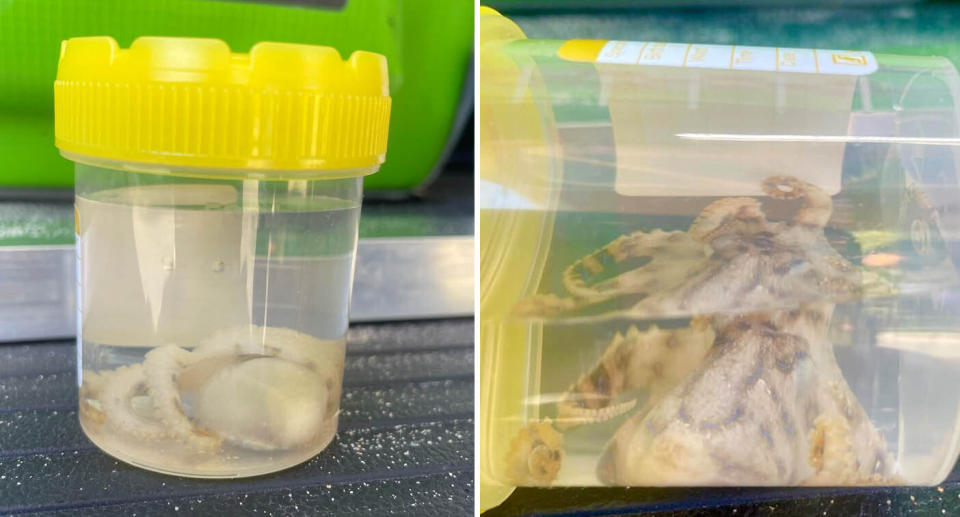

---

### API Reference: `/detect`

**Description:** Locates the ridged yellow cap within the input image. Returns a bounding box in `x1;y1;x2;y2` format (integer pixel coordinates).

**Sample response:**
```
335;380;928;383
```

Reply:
54;37;391;176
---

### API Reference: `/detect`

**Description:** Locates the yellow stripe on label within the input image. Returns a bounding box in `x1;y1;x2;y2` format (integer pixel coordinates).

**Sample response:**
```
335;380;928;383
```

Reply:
557;39;610;62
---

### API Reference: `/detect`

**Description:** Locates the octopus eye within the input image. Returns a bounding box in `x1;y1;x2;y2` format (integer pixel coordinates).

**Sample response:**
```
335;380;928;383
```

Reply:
753;232;776;249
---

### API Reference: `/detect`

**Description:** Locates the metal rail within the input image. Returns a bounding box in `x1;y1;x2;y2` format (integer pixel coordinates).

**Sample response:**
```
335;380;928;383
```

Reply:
0;236;474;342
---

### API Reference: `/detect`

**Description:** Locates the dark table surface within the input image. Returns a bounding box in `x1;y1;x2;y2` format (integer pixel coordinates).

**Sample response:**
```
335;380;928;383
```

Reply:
0;319;474;516
487;474;960;516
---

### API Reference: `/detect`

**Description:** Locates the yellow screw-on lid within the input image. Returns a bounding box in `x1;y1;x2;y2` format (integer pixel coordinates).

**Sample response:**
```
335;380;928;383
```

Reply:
54;37;391;176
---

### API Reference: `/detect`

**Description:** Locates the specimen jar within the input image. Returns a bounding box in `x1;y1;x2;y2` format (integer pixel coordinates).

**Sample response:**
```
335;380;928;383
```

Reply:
55;36;391;477
478;6;960;503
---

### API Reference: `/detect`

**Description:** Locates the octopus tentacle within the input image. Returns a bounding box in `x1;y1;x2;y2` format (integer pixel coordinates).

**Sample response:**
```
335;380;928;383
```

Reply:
84;326;342;454
560;232;638;299
556;399;638;430
762;176;832;229
99;364;168;441
561;230;702;300
814;380;898;484
80;369;107;394
555;327;637;429
806;414;859;485
689;197;767;245
513;232;704;319
504;420;564;486
79;369;109;425
143;345;221;452
556;318;714;430
512;293;578;319
561;231;665;299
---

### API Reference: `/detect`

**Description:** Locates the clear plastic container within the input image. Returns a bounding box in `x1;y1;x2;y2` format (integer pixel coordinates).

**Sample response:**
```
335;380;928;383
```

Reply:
55;36;391;477
478;7;960;504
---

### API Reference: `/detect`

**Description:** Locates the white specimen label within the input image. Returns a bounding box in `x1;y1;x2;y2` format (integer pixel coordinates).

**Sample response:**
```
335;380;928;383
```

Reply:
596;40;878;76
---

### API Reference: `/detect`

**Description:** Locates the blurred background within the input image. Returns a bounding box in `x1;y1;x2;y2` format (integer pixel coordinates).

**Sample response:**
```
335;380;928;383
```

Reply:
0;0;473;196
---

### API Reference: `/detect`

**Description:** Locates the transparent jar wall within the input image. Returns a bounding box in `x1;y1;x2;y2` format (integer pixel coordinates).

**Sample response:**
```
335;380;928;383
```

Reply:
74;161;363;478
480;38;960;487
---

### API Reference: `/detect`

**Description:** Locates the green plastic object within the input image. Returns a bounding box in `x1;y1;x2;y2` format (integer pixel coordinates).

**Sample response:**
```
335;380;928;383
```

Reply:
0;0;473;192
487;0;918;9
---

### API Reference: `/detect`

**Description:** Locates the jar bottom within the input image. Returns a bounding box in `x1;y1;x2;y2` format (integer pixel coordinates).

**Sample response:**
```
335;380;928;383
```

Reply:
75;325;347;478
79;414;338;478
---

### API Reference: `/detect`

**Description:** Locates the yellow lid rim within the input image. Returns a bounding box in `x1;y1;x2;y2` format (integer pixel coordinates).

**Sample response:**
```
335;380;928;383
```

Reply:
54;37;391;172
